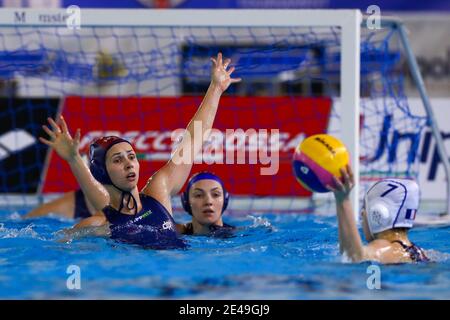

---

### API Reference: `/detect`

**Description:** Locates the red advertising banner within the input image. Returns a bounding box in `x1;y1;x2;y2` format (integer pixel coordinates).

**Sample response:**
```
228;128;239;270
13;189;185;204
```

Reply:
42;96;331;196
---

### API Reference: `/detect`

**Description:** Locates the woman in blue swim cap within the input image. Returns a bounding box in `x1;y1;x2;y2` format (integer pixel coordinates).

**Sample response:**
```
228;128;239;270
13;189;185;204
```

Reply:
40;53;240;247
178;171;235;237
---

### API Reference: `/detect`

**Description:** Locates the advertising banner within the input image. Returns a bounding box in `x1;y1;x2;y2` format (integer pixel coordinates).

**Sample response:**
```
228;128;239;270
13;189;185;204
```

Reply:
42;96;332;196
0;97;59;193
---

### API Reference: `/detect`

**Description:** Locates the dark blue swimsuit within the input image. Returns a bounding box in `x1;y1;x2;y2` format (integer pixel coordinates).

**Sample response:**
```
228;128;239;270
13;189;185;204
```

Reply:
392;240;429;263
103;194;187;249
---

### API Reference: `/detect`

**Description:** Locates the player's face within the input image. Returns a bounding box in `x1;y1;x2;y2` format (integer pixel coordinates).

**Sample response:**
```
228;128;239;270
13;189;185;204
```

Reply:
105;142;140;191
189;179;224;226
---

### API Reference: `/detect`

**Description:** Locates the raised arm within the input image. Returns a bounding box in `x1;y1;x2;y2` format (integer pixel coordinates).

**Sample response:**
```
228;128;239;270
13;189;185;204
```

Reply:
143;53;241;208
327;165;366;262
40;116;110;212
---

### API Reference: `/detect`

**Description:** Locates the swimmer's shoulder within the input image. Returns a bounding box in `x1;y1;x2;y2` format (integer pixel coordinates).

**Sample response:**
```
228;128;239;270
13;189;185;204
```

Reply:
364;239;412;264
140;182;173;216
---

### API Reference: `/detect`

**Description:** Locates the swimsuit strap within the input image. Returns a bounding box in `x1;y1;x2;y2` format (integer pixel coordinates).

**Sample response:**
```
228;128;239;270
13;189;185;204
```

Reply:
117;191;138;216
391;240;429;263
391;240;408;249
184;222;194;235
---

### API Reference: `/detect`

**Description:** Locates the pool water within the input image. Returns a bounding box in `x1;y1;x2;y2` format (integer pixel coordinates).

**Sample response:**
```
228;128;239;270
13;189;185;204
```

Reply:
0;208;449;299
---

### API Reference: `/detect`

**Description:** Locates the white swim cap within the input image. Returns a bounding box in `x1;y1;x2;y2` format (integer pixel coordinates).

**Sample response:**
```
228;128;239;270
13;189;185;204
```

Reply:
364;179;420;235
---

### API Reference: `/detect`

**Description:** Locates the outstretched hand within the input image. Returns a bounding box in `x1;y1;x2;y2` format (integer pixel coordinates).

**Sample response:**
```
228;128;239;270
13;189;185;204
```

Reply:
326;165;355;203
40;116;81;162
210;52;241;93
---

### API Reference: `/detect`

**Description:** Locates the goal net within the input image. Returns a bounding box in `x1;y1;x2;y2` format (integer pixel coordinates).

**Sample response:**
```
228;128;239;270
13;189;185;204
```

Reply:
0;9;439;214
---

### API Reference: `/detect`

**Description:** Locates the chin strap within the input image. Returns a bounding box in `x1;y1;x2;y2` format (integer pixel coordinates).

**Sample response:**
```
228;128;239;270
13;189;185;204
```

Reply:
112;182;138;215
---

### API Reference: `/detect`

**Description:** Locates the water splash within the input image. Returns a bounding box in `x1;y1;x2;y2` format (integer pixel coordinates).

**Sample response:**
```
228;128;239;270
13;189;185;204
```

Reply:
0;223;45;240
425;249;450;263
246;215;276;231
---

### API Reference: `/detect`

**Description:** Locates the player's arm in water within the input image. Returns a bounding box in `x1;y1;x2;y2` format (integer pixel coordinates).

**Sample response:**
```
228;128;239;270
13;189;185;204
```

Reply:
327;166;404;263
142;52;241;214
24;191;78;219
56;215;110;242
40;117;111;216
24;190;99;219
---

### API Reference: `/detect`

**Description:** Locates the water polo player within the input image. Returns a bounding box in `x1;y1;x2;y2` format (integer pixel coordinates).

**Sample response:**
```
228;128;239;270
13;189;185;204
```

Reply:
24;189;98;220
39;52;240;248
177;172;235;237
328;166;429;264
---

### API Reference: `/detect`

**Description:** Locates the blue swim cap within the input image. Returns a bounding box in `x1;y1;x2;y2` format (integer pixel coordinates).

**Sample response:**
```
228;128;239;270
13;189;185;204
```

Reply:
181;171;230;215
89;136;133;185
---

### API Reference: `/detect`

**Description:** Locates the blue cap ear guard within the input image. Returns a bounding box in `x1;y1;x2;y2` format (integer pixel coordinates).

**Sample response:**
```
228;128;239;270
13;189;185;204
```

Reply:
180;171;230;215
